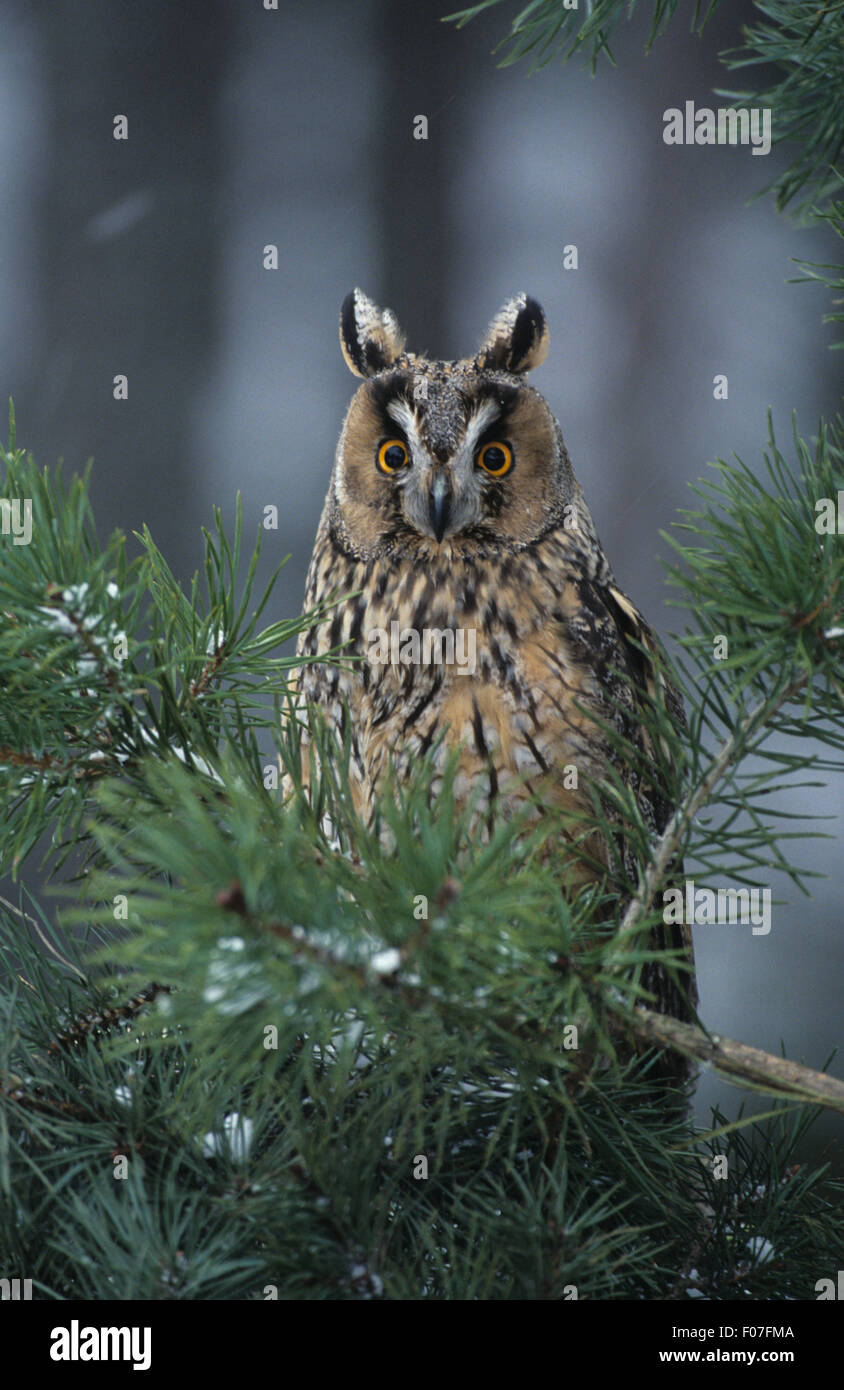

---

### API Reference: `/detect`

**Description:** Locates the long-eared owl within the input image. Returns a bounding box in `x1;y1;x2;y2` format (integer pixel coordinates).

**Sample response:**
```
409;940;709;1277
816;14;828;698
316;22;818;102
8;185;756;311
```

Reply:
289;289;696;1027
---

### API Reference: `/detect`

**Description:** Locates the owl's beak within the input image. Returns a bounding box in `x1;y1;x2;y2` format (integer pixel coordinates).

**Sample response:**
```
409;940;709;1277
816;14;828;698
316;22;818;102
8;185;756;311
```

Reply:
428;472;452;542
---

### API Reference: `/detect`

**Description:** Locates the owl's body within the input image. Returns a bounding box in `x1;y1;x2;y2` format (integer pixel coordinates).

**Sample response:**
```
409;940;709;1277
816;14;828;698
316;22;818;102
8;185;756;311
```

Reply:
291;290;696;1025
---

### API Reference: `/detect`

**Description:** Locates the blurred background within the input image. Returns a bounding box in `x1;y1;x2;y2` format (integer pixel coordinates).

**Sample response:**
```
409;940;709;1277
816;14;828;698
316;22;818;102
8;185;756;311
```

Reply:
1;0;841;1158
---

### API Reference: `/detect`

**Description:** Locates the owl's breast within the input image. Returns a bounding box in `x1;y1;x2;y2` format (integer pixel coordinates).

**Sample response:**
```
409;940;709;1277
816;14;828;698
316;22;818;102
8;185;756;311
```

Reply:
296;541;620;863
359;603;610;852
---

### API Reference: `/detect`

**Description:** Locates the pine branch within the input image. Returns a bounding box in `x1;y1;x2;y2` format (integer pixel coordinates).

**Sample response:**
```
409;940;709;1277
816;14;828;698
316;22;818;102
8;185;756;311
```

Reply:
618;672;809;937
789;194;844;348
718;1;844;215
443;0;723;73
4;408;844;1298
632;1007;844;1116
0;893;86;981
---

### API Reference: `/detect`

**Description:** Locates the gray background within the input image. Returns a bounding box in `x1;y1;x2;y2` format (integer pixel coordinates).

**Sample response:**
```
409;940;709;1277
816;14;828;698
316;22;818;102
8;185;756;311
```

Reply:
2;0;841;1159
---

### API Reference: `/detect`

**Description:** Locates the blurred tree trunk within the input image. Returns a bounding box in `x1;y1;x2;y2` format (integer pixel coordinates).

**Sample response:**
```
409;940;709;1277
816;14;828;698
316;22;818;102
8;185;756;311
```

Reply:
25;0;230;581
375;0;465;355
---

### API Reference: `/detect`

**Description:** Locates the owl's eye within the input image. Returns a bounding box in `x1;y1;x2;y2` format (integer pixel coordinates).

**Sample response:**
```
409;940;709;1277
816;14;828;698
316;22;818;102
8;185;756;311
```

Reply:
377;438;409;474
476;441;513;477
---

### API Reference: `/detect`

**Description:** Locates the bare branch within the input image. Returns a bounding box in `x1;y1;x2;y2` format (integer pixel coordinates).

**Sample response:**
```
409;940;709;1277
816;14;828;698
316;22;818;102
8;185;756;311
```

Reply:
633;1006;844;1116
619;672;809;937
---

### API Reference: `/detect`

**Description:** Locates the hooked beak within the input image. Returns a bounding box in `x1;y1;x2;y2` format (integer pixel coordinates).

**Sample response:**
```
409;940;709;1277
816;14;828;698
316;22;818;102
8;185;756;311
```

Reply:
428;472;452;542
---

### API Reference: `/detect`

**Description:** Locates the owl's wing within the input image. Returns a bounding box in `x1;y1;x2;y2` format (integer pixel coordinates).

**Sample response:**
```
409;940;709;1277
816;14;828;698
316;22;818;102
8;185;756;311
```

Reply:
583;579;698;1025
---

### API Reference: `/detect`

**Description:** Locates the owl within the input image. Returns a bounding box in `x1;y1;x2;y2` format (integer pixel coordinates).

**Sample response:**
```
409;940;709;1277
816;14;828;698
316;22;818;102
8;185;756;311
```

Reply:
289;288;696;1031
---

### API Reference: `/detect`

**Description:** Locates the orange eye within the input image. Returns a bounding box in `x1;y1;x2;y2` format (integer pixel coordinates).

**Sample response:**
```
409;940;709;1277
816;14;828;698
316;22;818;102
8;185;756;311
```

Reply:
476;441;513;477
377;438;409;474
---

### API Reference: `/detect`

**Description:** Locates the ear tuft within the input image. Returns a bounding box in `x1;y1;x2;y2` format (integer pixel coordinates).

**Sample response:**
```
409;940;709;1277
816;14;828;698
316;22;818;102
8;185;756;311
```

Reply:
339;289;406;378
476;294;549;374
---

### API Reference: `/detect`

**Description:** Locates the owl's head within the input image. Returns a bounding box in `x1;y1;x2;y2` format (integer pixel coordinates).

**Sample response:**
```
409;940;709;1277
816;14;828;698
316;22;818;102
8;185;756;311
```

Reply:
328;289;579;560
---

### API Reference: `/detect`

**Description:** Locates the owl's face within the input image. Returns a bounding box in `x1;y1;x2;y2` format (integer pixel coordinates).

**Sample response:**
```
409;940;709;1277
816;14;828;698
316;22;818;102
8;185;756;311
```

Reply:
328;290;577;560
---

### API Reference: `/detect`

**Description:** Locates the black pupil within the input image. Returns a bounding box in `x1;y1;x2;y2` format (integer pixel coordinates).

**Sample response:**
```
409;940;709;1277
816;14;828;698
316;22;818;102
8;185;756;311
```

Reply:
484;446;505;469
384;444;405;469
